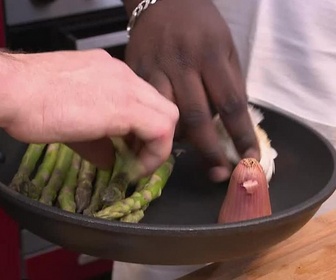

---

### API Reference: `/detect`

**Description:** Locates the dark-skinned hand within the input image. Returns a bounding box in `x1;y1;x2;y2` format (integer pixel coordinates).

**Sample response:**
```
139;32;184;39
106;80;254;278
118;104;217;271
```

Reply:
123;0;260;182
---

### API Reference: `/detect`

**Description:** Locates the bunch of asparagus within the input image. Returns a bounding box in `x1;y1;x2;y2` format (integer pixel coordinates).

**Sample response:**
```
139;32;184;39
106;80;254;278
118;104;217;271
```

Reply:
9;141;175;223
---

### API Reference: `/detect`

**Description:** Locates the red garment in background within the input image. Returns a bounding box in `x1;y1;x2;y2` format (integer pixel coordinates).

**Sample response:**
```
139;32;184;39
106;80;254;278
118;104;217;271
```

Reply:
0;210;21;280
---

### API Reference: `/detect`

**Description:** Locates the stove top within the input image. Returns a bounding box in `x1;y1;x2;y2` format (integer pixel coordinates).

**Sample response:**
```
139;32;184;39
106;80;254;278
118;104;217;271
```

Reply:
4;0;124;26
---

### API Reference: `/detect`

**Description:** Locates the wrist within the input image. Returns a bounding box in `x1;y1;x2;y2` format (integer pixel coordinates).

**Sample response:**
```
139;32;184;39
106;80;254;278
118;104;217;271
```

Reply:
0;52;24;128
123;0;143;17
124;0;161;37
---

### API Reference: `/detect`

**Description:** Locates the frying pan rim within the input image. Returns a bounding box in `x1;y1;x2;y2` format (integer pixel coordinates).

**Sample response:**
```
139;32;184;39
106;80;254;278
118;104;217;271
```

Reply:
0;180;334;236
1;168;335;237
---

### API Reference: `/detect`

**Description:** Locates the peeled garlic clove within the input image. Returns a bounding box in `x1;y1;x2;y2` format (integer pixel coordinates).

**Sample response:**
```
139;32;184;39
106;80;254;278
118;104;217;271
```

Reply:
214;105;278;182
218;158;272;224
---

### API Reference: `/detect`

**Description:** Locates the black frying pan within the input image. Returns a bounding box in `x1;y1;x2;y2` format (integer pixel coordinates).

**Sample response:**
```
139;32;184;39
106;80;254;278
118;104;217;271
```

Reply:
0;106;335;265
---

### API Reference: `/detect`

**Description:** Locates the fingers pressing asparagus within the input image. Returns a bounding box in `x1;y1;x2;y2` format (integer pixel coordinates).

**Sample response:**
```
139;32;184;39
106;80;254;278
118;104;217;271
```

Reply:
95;156;175;220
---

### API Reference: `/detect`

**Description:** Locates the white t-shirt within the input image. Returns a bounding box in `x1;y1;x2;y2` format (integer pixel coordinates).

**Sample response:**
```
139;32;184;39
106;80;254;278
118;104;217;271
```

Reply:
216;0;336;129
112;1;336;279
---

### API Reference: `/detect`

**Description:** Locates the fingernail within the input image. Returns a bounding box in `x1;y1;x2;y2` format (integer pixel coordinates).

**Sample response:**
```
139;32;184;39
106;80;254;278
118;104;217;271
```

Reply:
243;148;260;161
209;167;231;183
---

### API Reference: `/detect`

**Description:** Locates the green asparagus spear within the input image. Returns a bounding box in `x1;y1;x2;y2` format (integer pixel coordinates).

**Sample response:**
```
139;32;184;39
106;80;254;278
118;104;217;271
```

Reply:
134;176;151;192
100;140;135;208
39;145;74;205
94;155;174;220
75;159;96;213
29;143;60;200
119;207;147;223
101;137;148;208
83;168;112;216
58;154;82;213
9;143;46;194
101;166;128;208
119;176;150;223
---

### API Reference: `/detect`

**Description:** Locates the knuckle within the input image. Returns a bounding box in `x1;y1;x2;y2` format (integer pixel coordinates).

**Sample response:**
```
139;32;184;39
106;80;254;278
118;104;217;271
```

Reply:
175;53;194;70
218;96;246;118
172;43;196;70
170;104;180;124
159;118;176;138
203;48;221;64
182;108;208;128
